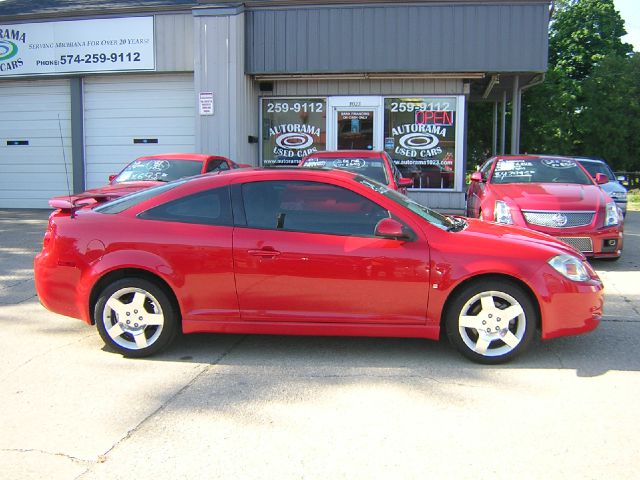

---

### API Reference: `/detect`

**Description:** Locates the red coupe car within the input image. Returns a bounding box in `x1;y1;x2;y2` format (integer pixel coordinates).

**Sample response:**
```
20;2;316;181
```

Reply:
49;153;247;208
466;155;623;260
299;150;413;193
35;168;603;364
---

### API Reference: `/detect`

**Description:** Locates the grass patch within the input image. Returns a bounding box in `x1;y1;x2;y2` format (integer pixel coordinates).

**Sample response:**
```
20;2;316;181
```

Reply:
628;189;640;212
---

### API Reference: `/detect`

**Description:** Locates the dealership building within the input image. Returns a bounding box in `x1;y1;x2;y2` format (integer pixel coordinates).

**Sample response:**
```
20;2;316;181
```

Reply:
0;0;551;209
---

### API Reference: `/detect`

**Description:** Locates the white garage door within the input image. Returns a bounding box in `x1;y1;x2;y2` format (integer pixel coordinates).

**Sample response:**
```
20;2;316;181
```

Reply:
84;74;195;188
0;79;72;209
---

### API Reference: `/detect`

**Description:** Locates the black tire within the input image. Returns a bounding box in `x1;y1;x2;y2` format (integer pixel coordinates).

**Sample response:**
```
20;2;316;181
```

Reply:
95;277;178;358
445;279;537;364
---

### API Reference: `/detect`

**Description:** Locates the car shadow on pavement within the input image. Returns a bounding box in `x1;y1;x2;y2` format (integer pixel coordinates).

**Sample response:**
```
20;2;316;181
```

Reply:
141;322;640;378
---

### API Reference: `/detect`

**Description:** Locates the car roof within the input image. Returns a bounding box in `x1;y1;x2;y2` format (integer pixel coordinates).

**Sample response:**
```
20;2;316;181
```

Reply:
493;154;588;163
191;167;360;186
304;150;383;158
135;153;226;162
574;157;607;164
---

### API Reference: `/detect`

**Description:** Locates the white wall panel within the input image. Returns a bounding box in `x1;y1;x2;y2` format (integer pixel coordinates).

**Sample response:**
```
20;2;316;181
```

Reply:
0;79;71;208
155;14;195;73
194;13;260;165
84;74;195;188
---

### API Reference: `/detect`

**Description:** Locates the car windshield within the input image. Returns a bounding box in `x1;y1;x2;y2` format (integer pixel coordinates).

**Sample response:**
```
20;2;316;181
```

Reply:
354;175;457;231
491;158;592;185
578;160;614;179
301;156;389;185
114;159;203;183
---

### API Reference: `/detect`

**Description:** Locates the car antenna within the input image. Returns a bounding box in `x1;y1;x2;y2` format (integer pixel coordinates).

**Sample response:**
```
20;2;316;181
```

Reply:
57;113;75;219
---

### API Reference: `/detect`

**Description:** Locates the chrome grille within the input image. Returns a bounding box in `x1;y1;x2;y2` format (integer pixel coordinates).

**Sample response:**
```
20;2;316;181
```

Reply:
522;211;595;228
558;237;593;253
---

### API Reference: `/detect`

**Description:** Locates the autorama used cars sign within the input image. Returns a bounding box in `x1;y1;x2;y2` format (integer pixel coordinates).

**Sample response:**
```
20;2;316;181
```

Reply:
0;16;155;76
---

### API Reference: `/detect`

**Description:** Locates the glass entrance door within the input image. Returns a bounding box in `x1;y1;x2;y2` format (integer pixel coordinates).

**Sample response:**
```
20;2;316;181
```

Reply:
336;109;375;150
327;97;383;151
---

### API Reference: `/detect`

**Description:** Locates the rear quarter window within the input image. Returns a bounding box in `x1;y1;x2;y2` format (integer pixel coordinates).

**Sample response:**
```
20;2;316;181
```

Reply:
138;187;232;226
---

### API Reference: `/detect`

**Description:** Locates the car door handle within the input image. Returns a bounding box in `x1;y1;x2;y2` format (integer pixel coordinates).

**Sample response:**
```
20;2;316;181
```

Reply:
248;248;281;258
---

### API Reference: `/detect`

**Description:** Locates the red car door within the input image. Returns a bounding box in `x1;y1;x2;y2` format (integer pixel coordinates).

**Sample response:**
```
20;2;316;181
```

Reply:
232;180;430;325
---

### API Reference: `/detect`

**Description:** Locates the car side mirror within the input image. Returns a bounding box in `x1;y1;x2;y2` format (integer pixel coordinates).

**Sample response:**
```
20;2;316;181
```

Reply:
375;218;411;240
398;177;413;188
108;174;117;183
595;173;609;185
470;171;484;182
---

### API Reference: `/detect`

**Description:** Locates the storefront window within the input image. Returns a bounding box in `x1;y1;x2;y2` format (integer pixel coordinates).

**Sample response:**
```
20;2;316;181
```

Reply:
261;98;327;166
384;97;457;189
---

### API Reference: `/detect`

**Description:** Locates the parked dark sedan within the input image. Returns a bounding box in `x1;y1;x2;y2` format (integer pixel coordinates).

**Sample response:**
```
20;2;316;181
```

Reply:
576;157;627;215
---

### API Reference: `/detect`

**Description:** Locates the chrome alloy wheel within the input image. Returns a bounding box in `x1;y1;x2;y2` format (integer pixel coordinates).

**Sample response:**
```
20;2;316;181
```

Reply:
101;287;165;350
457;290;527;357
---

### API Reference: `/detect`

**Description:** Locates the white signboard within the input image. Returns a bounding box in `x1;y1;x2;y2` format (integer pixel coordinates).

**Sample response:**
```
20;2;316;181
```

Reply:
0;17;155;76
199;92;214;116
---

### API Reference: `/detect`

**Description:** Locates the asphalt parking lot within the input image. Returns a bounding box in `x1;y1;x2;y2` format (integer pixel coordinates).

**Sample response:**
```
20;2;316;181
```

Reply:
1;209;639;480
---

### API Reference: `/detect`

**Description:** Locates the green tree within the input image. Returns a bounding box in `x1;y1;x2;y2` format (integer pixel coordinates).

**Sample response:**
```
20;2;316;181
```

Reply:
520;0;633;157
466;102;494;169
550;0;632;81
579;53;640;170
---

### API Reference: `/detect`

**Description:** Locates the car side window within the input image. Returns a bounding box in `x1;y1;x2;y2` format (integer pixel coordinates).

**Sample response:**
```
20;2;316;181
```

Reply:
205;159;230;173
480;159;494;179
386;152;402;183
241;181;390;236
138;186;233;226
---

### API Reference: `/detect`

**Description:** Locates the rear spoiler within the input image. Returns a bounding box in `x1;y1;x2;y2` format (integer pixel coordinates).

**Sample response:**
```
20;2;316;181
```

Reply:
48;194;115;212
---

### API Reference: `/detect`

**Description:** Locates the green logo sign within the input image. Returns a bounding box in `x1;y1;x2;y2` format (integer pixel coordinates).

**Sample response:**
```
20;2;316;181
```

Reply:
0;40;18;61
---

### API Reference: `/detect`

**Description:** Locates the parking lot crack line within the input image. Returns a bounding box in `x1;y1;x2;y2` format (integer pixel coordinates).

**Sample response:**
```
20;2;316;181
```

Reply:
0;278;32;292
551;351;566;369
0;293;38;306
1;447;92;466
79;336;248;477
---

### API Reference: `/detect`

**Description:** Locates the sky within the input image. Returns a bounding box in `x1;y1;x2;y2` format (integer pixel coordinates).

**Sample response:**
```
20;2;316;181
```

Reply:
614;0;640;51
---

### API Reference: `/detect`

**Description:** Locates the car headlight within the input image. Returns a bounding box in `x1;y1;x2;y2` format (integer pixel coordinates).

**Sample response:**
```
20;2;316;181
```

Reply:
548;254;590;282
605;202;619;226
494;200;513;224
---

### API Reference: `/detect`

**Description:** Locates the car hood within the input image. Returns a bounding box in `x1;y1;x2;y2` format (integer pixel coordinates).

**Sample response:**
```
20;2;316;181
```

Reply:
458;217;586;259
490;183;606;210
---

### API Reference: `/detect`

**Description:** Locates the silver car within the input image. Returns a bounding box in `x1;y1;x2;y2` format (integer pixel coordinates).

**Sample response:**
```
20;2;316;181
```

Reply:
577;158;627;215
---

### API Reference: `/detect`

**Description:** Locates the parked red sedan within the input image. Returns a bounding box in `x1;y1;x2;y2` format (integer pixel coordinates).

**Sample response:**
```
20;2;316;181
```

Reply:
466;155;623;260
49;153;246;207
35;168;603;364
299;150;413;192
